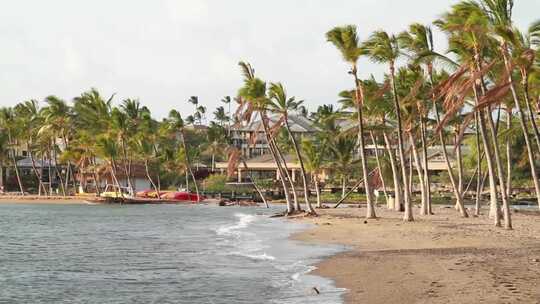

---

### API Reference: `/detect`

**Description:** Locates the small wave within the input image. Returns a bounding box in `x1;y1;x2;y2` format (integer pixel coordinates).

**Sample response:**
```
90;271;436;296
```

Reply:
291;265;317;282
231;252;276;261
216;213;256;236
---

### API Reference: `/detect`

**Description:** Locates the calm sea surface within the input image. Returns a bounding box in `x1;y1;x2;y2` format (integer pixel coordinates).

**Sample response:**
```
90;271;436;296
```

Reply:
0;203;344;304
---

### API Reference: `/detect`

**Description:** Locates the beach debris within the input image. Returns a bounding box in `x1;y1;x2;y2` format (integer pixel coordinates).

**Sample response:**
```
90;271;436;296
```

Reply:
312;287;320;295
532;258;539;263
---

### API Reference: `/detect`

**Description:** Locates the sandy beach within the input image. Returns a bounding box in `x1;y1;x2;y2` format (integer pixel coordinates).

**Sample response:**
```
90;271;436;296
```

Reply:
0;196;89;204
293;206;540;304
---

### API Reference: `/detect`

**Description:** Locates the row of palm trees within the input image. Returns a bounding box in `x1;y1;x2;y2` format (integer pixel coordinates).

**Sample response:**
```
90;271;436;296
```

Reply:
0;89;230;200
1;0;538;231
231;0;540;229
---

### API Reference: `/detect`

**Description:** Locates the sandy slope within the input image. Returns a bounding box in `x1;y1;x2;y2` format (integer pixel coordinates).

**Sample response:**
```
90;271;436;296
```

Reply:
292;206;540;304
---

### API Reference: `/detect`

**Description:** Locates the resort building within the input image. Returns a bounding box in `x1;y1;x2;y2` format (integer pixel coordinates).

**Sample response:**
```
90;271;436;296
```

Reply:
230;114;317;159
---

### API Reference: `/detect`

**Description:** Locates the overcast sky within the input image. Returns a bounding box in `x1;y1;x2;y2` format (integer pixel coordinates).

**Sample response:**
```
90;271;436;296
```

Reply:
1;0;539;119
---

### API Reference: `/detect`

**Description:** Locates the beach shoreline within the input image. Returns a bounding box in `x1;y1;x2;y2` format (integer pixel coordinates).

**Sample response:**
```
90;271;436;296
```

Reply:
291;206;540;304
0;196;91;204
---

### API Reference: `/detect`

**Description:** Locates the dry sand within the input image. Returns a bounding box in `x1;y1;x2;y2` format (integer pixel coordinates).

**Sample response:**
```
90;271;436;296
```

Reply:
292;206;540;304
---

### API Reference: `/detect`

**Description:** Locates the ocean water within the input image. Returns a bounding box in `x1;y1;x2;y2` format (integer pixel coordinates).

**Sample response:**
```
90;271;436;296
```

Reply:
0;203;345;304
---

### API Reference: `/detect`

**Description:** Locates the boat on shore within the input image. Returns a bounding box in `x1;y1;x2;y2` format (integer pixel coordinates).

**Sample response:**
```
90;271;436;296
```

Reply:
87;185;204;205
85;196;196;205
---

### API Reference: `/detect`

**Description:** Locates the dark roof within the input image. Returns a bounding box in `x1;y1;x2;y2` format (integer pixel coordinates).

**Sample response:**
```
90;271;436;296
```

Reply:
235;114;317;133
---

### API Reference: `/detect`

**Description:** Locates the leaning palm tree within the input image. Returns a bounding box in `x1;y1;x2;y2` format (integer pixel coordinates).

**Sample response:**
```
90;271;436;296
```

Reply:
436;1;510;225
326;25;376;219
268;82;316;214
168;110;200;202
362;30;412;220
301;138;325;208
237;61;295;214
481;0;540;218
398;23;443;215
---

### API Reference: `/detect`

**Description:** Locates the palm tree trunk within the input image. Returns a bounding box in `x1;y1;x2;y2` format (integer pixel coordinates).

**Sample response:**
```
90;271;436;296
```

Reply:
47;150;53;195
8;131;24;195
180;131;200;202
383;132;402;211
144;159;159;197
240;157;268;208
474;96;501;225
52;144;66;196
91;156;101;196
29;149;46;196
409;133;427;215
428;70;467;217
120;138;134;191
506;109;512;199
284;118;315;214
370;132;388;204
522;71;540;153
454;132;464;210
259;111;293;213
390;63;412;221
485;109;511;228
352;70;375;218
475;113;483;216
434;103;468;218
501;48;536;221
342;176;346;199
273;138;300;211
110;158;123;197
420;119;432;214
314;174;322;208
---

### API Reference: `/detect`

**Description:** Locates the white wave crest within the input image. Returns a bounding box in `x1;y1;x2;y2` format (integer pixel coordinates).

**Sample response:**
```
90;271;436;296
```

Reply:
231;252;276;261
291;265;317;281
216;213;256;236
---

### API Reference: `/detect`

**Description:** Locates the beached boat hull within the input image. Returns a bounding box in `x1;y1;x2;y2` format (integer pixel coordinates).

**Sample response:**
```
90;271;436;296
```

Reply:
85;197;199;205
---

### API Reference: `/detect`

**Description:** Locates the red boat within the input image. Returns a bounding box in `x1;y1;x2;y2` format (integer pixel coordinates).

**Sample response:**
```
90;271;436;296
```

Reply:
161;191;204;202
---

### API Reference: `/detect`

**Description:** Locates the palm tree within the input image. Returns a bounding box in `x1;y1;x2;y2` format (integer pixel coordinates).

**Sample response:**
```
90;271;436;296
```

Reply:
482;0;540;217
168;110;200;202
328;135;359;199
436;1;510;225
237;61;295;214
301;138;325;208
0;107;25;195
14;100;48;195
268;82;316;214
398;23;443;215
95;136;123;195
326;25;376;219
362;30;411;220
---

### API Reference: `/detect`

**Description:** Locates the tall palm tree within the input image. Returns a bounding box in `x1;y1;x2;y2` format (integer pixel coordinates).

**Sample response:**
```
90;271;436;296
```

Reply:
482;0;540;217
268;82;316;214
362;30;412;220
168;110;200;202
237;61;295;214
436;1;510;225
326;25;376;219
398;23;443;215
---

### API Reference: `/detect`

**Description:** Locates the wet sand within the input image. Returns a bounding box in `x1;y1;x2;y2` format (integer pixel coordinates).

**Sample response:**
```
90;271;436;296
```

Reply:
0;195;89;204
292;206;540;304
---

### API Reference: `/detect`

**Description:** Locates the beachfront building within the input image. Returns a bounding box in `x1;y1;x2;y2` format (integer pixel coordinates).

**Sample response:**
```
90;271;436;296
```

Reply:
231;114;317;159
